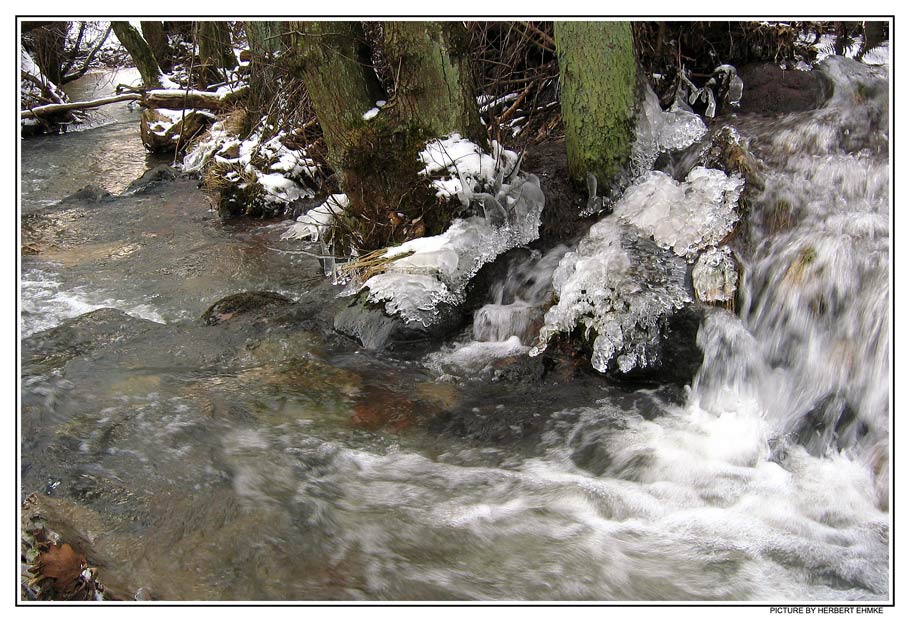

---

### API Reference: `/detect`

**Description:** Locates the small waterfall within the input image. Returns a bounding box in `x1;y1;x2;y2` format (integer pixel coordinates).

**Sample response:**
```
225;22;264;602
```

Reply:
472;245;568;344
693;56;890;507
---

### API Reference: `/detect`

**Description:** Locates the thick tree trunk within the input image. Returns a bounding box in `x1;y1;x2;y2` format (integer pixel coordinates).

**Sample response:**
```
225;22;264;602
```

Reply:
554;21;637;190
141;21;172;71
382;21;487;145
111;22;162;88
196;21;236;87
290;20;485;251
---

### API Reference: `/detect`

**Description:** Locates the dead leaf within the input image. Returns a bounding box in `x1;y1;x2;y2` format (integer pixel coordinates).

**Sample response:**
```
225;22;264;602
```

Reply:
37;543;84;592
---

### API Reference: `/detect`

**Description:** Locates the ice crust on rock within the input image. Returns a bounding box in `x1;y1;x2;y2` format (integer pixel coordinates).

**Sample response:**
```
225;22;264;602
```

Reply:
614;167;743;260
531;218;691;374
693;246;739;303
363;173;545;326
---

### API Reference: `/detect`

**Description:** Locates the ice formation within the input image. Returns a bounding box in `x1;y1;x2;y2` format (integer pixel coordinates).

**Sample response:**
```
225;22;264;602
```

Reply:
629;85;708;180
531;218;691;374
692;246;739;303
614;167;743;260
363;173;545;325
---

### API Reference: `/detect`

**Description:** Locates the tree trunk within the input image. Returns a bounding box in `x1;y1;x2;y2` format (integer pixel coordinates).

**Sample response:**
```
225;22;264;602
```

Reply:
554;21;637;190
196;21;236;87
245;21;286;119
382;21;487;145
141;21;172;71
111;22;162;88
290;20;485;251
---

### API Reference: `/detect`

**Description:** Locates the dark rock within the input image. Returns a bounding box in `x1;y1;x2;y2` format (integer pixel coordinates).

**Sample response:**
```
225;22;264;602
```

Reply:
607;305;706;387
201;291;293;326
333;290;464;351
736;63;833;114
793;393;866;456
521;140;594;246
124;165;178;195
58;185;113;205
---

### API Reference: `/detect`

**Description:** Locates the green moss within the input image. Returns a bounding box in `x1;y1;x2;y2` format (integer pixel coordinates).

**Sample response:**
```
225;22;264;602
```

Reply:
554;22;637;190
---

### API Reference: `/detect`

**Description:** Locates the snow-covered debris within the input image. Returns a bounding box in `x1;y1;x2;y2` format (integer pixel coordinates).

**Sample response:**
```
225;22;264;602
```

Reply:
531;218;691;373
614;167;743;260
282;195;348;242
693;246;739;303
419;133;519;200
146;108;216;136
362;172;545;326
183;119;319;207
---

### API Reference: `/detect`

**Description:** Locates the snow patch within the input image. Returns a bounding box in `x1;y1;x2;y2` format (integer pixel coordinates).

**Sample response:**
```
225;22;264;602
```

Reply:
282;195;348;242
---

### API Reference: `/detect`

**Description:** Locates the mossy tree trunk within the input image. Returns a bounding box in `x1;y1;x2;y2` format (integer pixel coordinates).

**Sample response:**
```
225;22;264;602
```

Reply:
196;21;236;87
290;21;485;251
140;21;172;72
111;22;162;88
554;21;637;190
382;21;487;145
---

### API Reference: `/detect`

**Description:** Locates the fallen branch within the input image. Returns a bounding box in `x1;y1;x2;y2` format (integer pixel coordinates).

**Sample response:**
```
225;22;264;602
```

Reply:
21;93;140;119
21;85;250;119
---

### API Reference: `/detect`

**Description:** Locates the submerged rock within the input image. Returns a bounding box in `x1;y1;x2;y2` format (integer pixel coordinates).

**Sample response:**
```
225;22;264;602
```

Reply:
58;185;113;205
201;291;292;326
124;165;178;195
22;308;161;372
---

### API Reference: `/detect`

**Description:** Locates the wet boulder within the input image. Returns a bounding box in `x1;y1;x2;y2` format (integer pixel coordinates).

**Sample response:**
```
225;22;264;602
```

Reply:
201;291;292;326
22;308;161;373
124;165;178;195
736;63;832;114
333;289;464;351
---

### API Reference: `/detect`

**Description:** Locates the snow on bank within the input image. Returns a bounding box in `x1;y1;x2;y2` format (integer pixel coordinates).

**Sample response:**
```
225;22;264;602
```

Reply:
278;134;543;326
183;119;319;205
419;133;519;200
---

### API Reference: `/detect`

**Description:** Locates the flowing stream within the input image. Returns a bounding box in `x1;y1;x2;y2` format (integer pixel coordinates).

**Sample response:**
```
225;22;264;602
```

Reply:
19;58;890;601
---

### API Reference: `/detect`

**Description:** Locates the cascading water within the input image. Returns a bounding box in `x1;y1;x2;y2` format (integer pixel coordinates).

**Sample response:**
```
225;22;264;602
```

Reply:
419;55;891;599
